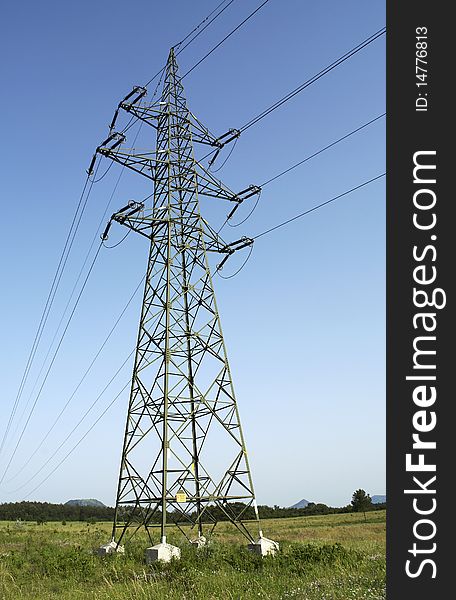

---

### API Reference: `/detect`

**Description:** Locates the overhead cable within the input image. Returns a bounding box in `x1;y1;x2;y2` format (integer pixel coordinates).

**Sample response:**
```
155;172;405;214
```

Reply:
220;112;385;232
240;27;386;132
260;113;385;187
252;173;386;240
9;116;147;456
0;169;99;465
6;277;145;484
23;378;132;499
143;0;239;87
0;243;103;486
181;0;272;79
175;0;237;55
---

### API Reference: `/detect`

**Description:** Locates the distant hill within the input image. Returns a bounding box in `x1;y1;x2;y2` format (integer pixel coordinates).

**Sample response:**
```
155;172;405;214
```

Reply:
371;495;386;504
290;498;311;509
65;499;106;508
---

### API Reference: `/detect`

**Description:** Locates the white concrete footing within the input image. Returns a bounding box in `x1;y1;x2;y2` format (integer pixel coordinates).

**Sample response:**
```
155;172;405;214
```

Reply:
190;535;207;548
97;540;125;556
248;536;279;557
145;542;181;563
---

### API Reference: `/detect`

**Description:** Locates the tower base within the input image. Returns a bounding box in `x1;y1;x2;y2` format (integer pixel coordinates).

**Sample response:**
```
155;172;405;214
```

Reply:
248;537;279;557
190;535;207;548
145;543;181;563
96;540;124;556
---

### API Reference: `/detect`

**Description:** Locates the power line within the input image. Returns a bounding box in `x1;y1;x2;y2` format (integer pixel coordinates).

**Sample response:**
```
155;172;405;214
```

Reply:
13;172;385;495
198;29;385;170
3;97;147;484
13;306;163;497
218;173;385;278
12;352;134;495
143;0;238;87
8;116;147;456
0;243;103;486
239;27;386;132
0;169;99;464
251;173;385;240
181;0;272;79
219;112;385;232
23;378;132;499
6;276;145;484
175;0;237;54
260;113;385;187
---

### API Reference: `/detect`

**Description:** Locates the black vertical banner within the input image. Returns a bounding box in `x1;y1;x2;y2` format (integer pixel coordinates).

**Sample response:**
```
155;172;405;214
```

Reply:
387;1;452;597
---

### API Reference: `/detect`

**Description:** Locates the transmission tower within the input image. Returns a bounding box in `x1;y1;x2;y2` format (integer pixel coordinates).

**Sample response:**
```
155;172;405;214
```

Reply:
94;48;277;561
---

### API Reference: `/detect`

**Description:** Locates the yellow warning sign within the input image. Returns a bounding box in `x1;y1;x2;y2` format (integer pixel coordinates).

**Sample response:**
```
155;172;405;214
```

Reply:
176;491;187;503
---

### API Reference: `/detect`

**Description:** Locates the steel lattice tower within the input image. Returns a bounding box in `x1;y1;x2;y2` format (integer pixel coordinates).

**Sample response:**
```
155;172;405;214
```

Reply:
94;49;276;556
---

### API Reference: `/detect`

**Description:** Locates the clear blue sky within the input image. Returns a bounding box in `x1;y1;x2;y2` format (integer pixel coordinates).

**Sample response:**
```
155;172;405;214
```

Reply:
0;0;385;508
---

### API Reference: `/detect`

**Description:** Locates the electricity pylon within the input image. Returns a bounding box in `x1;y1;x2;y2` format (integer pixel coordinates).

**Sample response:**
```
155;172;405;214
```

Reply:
94;48;277;560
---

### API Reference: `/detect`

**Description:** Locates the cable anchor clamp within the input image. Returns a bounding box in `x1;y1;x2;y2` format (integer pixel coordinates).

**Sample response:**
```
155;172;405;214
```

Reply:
208;129;241;167
216;237;254;271
101;200;144;240
227;185;262;220
87;131;126;175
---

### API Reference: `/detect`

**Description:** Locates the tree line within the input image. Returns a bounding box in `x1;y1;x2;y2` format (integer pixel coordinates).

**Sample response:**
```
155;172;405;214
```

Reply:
0;491;384;523
0;501;113;523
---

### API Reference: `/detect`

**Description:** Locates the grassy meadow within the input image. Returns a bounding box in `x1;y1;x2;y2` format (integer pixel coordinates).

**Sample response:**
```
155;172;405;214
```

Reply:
0;511;385;600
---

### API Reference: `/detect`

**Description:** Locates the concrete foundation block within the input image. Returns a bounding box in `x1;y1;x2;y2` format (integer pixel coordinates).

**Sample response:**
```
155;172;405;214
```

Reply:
145;543;181;563
190;535;207;548
97;541;124;556
248;536;279;557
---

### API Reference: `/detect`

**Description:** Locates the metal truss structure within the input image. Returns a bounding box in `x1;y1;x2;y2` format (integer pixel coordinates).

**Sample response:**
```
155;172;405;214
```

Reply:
96;49;265;547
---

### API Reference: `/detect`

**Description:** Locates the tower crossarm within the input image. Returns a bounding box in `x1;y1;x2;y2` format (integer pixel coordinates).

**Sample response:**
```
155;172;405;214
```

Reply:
188;111;240;151
90;138;260;205
101;201;253;257
194;163;261;205
119;96;240;152
97;147;158;180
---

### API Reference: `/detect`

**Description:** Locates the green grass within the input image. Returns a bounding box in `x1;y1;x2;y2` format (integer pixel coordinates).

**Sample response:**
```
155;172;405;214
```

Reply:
0;511;385;599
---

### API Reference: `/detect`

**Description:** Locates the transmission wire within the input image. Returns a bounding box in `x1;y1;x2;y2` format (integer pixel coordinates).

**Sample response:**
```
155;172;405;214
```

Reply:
218;173;385;278
175;0;237;54
252;173;385;240
4;91;149;482
23;378;132;499
219;112;385;232
14;174;385;490
102;228;131;248
239;27;386;132
198;30;384;170
0;166;99;465
6;277;145;484
14;114;147;438
142;0;238;87
12;353;134;495
0;243;103;486
261;113;385;186
181;0;272;79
